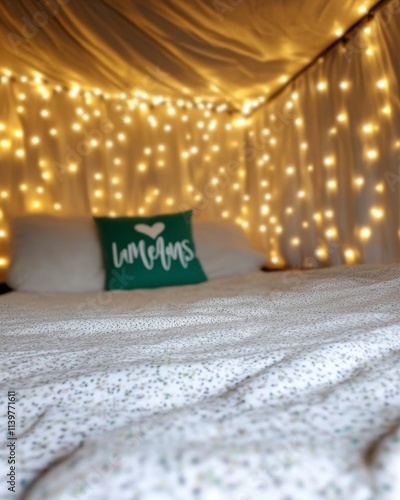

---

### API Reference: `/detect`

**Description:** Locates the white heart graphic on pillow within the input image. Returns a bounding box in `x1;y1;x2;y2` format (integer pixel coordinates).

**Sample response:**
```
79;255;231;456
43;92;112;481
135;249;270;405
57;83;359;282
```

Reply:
134;222;165;239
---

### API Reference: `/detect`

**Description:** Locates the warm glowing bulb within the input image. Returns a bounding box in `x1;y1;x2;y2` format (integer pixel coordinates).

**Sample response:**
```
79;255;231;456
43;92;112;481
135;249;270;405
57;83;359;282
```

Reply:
355;176;364;187
31;136;40;145
339;81;349;90
359;227;372;241
367;149;378;160
344;249;356;263
315;246;328;260
323;156;335;166
261;204;269;215
286;166;295;175
313;212;322;222
376;79;387;89
370;207;384;219
325;210;334;219
291;237;300;246
362;123;374;134
325;227;337;239
317;82;327;91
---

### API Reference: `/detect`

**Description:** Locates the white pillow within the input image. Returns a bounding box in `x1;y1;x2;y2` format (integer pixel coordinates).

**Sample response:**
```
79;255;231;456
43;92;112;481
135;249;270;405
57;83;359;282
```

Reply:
6;215;265;292
193;220;265;279
7;215;105;292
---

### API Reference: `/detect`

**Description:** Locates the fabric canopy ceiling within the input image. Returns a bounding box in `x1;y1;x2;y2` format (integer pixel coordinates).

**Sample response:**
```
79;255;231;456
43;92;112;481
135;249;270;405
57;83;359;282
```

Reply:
0;0;378;108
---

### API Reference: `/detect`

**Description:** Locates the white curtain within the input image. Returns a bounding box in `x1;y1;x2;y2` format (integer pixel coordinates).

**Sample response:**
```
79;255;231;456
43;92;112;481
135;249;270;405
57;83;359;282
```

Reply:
0;82;247;280
247;1;400;268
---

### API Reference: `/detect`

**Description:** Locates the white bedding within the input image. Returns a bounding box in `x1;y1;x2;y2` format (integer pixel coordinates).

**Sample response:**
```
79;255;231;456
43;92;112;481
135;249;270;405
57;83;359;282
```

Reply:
1;264;400;500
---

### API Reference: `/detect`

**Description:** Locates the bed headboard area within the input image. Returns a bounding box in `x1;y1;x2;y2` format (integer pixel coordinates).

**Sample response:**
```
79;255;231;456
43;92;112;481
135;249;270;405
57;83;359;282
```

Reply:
0;0;399;283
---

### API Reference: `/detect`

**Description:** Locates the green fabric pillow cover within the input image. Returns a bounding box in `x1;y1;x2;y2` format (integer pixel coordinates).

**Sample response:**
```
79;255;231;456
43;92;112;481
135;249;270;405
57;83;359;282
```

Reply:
94;211;207;290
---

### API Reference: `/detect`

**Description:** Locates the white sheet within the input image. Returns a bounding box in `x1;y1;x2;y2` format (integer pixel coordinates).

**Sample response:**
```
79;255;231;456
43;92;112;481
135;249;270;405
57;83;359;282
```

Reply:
1;264;400;499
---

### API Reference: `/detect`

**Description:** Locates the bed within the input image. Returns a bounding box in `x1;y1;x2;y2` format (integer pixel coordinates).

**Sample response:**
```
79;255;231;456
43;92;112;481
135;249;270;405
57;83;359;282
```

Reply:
1;264;400;499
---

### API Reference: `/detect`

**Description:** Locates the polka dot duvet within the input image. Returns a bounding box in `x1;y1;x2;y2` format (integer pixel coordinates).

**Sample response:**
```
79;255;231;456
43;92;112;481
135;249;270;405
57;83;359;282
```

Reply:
1;264;400;500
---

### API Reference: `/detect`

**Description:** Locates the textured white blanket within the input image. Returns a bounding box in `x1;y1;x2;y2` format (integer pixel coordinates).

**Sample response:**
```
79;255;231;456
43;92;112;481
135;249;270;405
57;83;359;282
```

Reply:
1;264;400;500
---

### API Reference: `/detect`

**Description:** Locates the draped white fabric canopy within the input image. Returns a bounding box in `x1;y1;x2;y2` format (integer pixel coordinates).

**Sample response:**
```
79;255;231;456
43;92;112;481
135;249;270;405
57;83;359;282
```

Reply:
0;0;399;280
0;0;378;106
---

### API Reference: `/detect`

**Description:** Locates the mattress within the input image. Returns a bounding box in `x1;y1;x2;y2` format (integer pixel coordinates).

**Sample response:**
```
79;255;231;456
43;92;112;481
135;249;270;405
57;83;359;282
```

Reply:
1;264;400;499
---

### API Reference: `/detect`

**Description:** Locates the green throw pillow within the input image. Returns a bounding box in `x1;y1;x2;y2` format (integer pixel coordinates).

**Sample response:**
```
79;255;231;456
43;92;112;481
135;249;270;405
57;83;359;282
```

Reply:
94;211;207;290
